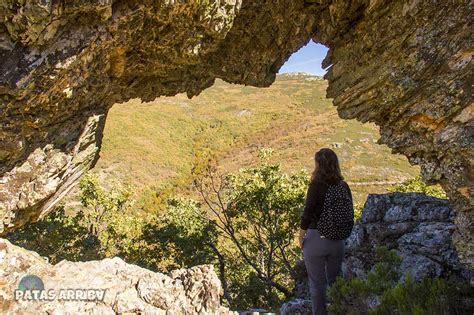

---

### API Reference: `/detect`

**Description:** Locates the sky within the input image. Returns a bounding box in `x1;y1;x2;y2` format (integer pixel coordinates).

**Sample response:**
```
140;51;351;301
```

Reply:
278;41;329;76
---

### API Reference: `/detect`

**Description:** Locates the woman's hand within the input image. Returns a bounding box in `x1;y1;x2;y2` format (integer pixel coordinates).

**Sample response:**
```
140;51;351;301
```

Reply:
299;229;307;249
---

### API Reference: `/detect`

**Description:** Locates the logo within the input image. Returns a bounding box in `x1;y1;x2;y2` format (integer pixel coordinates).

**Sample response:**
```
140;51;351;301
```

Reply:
14;274;106;302
18;275;44;291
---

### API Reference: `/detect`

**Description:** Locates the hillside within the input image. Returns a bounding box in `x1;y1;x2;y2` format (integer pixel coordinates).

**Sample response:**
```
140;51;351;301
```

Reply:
94;73;419;204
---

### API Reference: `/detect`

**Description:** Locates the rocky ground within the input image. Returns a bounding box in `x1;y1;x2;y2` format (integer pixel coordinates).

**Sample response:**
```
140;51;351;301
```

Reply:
0;238;234;314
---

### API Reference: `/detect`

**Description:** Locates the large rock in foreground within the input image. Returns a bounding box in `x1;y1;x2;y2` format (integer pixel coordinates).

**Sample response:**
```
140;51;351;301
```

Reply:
344;192;470;281
281;192;471;314
0;238;233;314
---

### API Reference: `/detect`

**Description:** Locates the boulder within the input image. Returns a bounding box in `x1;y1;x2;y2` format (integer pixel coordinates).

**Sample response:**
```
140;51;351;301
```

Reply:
345;193;469;281
0;238;234;314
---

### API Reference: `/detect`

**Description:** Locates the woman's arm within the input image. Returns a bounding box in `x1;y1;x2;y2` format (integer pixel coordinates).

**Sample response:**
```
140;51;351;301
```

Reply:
300;184;316;234
299;182;327;248
299;182;326;230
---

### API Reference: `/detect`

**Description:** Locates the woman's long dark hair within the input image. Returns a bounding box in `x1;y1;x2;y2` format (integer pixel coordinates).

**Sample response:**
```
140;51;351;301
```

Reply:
310;148;344;185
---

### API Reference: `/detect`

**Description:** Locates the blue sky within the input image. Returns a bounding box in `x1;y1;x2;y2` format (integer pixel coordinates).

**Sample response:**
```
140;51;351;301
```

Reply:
278;41;329;76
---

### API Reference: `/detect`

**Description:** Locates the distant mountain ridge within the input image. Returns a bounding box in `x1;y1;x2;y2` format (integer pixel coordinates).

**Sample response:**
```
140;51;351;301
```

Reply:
278;71;324;77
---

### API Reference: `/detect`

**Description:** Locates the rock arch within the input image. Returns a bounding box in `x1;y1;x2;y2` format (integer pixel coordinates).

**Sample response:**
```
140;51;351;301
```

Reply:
0;0;472;271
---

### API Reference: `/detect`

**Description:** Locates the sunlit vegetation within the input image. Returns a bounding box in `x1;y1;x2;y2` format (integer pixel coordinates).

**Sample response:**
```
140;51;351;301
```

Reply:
95;74;419;205
387;176;446;199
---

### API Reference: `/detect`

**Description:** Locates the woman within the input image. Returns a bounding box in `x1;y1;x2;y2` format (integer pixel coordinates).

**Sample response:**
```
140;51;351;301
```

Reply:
299;148;353;315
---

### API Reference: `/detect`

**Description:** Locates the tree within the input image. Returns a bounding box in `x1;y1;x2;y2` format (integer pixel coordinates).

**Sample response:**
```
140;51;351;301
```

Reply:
137;194;237;303
7;172;138;262
6;205;88;263
79;173;132;237
193;148;308;299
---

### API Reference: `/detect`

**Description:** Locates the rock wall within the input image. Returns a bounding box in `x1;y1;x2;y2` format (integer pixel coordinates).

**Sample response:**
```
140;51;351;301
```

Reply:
281;192;471;314
0;1;472;269
0;238;234;314
315;0;474;272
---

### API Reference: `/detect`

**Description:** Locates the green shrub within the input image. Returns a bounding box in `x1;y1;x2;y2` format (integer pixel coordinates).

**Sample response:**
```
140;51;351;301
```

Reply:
7;173;141;263
137;196;215;272
328;246;471;315
7;205;89;262
328;246;401;315
373;275;461;315
388;176;446;199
